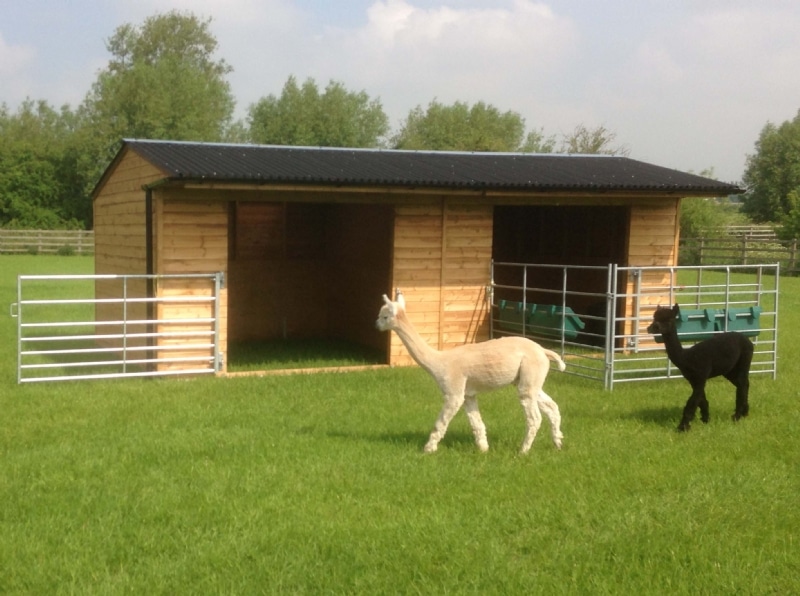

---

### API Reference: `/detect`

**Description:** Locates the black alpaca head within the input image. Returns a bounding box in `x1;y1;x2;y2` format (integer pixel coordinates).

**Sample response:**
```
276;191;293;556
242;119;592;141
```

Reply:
647;304;680;336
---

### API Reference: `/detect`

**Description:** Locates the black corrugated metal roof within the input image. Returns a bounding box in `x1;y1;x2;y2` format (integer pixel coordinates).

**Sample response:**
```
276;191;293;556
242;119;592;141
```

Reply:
120;139;742;194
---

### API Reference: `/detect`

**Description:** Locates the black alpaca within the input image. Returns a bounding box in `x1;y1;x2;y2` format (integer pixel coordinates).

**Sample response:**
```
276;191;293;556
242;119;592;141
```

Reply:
647;304;754;431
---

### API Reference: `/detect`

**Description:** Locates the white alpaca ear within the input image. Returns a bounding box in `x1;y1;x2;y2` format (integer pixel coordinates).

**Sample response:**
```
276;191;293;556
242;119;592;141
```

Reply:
395;289;405;309
382;294;397;315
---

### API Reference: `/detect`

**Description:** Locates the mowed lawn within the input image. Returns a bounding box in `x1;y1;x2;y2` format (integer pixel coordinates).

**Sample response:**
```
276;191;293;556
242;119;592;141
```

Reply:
1;255;798;594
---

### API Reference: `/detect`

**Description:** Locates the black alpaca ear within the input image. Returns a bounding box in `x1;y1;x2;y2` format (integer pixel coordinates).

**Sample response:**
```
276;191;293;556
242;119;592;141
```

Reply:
672;303;681;318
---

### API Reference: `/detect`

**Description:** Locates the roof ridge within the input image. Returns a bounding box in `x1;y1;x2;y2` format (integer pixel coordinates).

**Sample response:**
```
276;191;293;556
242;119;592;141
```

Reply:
123;139;619;160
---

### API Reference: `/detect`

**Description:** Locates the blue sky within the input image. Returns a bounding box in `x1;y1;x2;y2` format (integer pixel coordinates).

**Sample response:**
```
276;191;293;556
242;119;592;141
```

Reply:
2;0;800;183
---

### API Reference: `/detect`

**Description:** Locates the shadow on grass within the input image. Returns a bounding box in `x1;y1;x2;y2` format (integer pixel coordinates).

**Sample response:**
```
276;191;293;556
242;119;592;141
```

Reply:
325;428;486;451
625;406;680;427
325;428;428;447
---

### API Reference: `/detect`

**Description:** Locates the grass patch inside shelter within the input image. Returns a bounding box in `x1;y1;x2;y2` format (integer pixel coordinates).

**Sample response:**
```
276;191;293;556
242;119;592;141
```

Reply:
226;338;385;372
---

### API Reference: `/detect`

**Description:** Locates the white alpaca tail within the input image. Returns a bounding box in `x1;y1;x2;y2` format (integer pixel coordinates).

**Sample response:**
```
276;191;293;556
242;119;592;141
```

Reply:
543;348;566;372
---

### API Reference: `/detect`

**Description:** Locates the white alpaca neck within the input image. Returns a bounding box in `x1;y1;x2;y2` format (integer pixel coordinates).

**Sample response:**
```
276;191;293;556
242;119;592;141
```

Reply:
392;310;443;375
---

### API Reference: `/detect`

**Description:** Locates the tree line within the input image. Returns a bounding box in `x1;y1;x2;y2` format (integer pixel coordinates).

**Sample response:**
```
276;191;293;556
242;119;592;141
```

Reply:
1;10;797;233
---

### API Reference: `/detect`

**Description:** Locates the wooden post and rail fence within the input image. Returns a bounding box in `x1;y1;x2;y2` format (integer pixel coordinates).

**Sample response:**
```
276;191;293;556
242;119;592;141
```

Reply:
680;225;799;275
0;226;797;274
0;229;94;255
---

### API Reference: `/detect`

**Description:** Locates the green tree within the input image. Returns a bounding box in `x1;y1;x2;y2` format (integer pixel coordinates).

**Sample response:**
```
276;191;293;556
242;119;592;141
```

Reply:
679;168;720;239
679;168;750;238
0;100;86;228
80;11;235;160
777;189;800;240
741;109;800;222
521;128;557;153
391;100;537;152
559;124;629;156
248;76;389;147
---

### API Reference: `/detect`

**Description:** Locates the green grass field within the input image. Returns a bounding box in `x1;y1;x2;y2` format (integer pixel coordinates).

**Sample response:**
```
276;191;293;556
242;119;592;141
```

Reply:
1;256;798;594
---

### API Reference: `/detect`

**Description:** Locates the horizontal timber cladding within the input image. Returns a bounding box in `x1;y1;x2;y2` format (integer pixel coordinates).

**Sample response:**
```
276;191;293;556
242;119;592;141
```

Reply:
390;198;492;367
155;197;229;274
93;149;163;276
93;149;164;348
619;200;681;341
155;277;219;373
154;196;229;371
627;202;680;267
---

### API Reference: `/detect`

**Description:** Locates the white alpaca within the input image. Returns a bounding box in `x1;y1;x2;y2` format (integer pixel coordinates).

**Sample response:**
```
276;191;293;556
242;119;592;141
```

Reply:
375;290;565;454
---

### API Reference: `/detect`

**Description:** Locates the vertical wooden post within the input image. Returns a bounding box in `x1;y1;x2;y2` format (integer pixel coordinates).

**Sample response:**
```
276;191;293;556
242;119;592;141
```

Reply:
741;236;747;265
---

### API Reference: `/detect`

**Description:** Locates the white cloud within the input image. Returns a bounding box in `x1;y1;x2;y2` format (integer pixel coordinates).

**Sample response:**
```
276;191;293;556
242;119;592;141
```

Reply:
298;0;579;122
0;33;36;104
0;33;34;75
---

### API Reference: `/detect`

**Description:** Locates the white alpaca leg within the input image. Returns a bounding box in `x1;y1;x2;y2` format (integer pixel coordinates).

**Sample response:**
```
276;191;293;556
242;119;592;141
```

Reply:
463;395;489;452
518;394;543;454
424;394;464;453
538;390;563;450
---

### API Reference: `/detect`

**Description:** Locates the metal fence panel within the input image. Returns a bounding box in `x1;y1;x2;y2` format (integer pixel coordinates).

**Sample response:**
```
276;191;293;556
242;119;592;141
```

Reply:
490;262;779;390
13;273;222;383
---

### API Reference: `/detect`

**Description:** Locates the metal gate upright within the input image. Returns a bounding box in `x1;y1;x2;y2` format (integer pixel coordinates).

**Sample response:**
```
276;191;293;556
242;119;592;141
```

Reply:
13;273;223;383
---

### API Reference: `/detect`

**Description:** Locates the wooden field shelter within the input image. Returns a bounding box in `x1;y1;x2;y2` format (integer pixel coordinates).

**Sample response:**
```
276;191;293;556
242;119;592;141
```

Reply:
92;140;742;373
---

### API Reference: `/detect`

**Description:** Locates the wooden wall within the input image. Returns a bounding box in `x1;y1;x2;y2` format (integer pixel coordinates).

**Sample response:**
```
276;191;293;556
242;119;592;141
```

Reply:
226;201;330;341
326;204;393;351
622;200;681;340
154;195;229;372
389;198;492;366
93;149;163;351
627;201;680;268
93;148;161;275
225;202;392;352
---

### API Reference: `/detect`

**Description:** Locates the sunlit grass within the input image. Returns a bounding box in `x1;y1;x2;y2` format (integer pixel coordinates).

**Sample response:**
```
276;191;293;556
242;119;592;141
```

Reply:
1;256;798;593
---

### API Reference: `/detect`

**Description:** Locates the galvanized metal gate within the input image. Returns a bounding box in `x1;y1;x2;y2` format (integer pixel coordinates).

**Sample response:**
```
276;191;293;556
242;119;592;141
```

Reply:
490;262;779;389
12;273;223;383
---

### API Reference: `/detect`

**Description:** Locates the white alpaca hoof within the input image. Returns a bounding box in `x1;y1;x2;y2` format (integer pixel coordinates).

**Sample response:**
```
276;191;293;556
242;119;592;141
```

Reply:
477;441;489;453
423;442;438;453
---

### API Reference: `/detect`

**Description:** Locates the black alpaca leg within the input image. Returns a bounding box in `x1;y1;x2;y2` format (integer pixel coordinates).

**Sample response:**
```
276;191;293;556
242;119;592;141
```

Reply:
727;356;752;422
678;405;693;431
699;394;711;424
678;383;706;431
679;390;701;432
732;377;750;421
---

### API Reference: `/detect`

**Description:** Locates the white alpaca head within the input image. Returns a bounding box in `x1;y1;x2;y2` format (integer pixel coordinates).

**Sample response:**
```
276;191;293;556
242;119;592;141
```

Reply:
375;289;405;332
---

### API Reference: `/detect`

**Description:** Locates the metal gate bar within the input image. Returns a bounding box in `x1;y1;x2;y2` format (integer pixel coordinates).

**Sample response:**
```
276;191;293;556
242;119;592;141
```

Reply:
13;273;223;383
